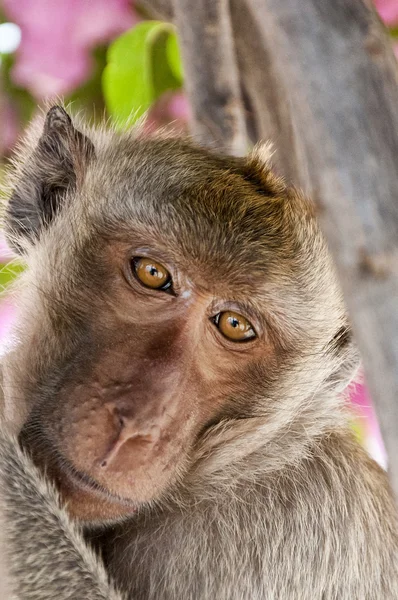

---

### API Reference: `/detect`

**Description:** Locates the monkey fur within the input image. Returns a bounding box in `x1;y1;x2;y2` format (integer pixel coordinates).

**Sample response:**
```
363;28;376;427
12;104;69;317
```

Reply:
0;106;397;599
0;428;122;600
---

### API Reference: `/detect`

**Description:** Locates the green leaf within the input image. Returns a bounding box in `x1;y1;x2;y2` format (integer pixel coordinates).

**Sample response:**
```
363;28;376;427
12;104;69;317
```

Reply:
103;21;184;127
151;28;181;99
0;262;24;291
166;32;184;83
389;26;398;39
103;22;155;125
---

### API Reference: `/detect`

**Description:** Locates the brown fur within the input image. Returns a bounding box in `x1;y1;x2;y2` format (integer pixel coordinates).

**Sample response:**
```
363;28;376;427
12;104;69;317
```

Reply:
0;106;397;599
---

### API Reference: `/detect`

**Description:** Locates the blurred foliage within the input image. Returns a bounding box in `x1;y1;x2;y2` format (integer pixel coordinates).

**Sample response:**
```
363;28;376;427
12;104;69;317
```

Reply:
0;12;185;160
0;8;34;126
103;21;183;125
0;262;24;291
0;52;35;125
68;46;108;118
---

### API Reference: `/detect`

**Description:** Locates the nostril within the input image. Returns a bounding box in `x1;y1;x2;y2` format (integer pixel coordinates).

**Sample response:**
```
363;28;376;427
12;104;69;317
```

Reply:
99;411;161;470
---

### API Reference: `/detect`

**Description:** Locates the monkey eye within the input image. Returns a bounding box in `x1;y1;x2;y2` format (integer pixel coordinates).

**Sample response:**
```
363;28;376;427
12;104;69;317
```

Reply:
212;311;256;342
132;257;173;292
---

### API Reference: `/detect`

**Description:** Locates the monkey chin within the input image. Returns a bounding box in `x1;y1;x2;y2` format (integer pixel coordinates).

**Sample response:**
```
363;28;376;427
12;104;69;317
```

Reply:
59;474;138;524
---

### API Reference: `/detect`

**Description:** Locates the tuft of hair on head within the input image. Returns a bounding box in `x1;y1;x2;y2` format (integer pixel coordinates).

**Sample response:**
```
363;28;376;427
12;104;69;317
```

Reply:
240;142;286;197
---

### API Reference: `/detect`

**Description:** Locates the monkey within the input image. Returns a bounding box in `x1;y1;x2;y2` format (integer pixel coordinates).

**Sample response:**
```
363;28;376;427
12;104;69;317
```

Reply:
0;104;397;600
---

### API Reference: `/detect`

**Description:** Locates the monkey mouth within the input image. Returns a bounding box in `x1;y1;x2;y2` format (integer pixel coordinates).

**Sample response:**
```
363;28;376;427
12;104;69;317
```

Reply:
57;465;139;522
19;424;138;520
58;457;137;509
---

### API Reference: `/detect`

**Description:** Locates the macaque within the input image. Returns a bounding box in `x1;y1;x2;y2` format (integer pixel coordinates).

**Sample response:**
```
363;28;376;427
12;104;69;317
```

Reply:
0;106;397;600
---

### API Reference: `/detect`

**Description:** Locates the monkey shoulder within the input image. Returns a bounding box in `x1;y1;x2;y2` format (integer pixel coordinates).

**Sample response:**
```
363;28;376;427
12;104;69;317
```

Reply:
250;430;398;598
261;430;398;547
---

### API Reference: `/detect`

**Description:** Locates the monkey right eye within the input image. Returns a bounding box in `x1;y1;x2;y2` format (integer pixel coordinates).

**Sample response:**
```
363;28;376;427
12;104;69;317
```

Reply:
131;257;173;292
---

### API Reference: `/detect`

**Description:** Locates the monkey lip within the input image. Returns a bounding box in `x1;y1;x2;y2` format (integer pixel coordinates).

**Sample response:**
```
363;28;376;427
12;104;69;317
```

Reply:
58;458;138;512
20;427;138;516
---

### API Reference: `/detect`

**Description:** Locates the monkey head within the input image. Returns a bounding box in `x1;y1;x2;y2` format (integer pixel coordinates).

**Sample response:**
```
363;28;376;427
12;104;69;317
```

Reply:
1;107;358;523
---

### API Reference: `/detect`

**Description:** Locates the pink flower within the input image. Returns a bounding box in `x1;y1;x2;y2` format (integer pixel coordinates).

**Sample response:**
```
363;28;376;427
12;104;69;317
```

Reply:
0;299;17;345
374;0;398;26
350;378;387;468
2;0;138;98
167;92;191;122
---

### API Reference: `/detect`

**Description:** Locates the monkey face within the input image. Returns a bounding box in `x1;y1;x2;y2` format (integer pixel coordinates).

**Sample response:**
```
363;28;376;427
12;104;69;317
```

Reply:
24;246;275;521
2;107;355;523
11;230;278;522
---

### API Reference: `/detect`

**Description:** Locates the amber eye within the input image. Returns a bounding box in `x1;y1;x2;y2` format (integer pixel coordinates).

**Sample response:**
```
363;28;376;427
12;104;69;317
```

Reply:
132;257;172;291
213;311;256;342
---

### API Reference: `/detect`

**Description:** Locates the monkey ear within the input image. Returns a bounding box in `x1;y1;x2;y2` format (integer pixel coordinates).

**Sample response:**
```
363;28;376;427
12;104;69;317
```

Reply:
5;106;95;254
327;324;360;391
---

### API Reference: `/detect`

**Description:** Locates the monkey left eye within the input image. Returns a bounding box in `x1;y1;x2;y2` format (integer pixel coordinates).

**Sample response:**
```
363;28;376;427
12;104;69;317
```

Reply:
212;311;256;342
131;257;173;292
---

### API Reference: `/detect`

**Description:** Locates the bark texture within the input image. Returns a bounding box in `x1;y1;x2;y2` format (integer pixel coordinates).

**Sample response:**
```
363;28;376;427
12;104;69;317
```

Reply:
173;0;247;155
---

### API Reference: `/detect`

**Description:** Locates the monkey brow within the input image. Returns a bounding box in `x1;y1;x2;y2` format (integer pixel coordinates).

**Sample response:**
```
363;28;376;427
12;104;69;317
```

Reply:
222;297;269;333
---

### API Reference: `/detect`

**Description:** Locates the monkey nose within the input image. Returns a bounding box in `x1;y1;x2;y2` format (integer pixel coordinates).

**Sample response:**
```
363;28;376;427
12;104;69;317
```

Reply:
99;413;161;469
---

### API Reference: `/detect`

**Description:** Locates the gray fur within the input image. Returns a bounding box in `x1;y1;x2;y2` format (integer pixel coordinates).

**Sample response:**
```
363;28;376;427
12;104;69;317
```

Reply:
0;429;123;600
